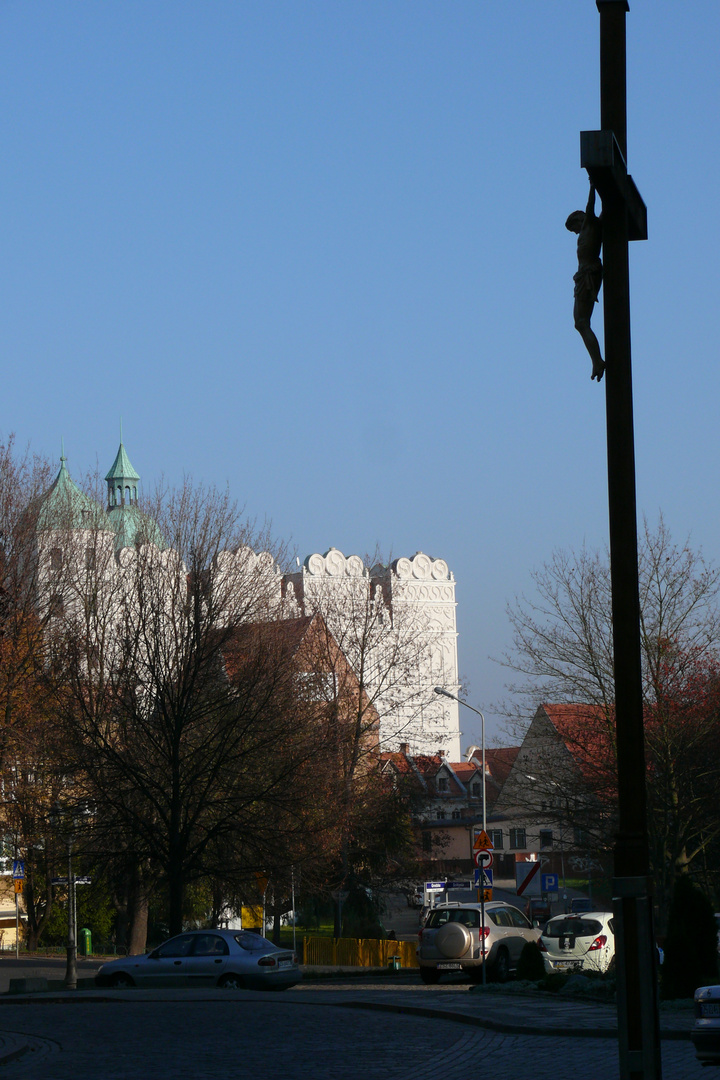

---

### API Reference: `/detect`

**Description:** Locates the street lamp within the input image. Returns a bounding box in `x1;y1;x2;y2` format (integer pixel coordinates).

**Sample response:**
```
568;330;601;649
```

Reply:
434;687;487;985
50;801;76;991
433;687;485;834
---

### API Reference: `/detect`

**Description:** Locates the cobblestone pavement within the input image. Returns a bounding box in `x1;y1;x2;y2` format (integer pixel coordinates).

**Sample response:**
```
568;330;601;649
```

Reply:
0;980;705;1080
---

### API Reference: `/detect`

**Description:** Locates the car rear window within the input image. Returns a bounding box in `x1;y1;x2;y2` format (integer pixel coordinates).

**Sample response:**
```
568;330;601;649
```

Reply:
234;931;272;950
545;918;603;938
425;909;480;929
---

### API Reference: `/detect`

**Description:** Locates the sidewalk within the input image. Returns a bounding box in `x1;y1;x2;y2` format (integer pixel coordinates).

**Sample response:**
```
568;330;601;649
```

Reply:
0;967;695;1042
297;968;695;1041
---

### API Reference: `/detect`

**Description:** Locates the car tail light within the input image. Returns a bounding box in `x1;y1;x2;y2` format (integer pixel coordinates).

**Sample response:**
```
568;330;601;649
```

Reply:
588;935;607;951
257;956;278;966
537;938;548;952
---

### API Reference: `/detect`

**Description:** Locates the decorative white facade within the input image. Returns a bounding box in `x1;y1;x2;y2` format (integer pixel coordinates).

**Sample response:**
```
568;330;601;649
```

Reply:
283;548;461;758
34;448;462;760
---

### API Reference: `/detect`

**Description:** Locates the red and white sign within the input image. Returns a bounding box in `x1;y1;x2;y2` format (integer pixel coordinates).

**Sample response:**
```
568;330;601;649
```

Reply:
474;849;493;870
516;860;542;896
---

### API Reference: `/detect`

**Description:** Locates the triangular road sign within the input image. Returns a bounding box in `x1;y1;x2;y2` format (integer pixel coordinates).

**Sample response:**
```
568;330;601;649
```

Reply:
473;829;493;850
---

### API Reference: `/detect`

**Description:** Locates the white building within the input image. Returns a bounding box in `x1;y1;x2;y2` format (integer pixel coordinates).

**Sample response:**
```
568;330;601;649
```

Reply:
33;443;462;758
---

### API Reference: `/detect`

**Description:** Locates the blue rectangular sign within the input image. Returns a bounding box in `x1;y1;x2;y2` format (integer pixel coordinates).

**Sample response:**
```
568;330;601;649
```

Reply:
541;873;559;892
12;860;24;880
474;868;493;888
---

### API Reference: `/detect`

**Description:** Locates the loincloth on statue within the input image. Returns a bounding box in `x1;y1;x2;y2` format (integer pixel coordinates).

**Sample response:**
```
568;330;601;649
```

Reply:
573;263;602;302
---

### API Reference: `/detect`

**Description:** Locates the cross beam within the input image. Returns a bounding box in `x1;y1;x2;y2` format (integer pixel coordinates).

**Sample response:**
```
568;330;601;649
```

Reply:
581;130;647;241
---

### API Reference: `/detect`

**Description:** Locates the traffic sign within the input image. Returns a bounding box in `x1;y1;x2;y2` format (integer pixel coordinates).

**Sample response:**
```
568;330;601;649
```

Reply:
12;860;24;880
542;873;559;893
473;849;493;870
425;881;446;892
473;830;493;851
474;868;493;888
483;888;493;902
13;880;22;894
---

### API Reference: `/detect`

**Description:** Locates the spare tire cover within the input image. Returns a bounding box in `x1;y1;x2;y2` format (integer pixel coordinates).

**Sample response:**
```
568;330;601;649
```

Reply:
435;922;472;959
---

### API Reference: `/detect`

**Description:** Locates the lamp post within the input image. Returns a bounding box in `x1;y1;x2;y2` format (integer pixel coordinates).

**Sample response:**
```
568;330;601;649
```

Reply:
50;802;76;991
434;687;487;984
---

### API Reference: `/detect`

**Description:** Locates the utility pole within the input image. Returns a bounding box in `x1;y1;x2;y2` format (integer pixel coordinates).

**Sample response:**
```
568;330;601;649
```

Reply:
580;3;660;1077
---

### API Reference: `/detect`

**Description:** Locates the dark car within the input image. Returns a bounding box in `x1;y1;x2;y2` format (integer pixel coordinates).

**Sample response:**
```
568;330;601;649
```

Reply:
693;984;720;1065
525;898;552;926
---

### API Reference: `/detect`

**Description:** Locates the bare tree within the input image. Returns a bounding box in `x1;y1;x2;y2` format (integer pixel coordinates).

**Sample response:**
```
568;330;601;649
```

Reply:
45;480;323;940
499;517;720;915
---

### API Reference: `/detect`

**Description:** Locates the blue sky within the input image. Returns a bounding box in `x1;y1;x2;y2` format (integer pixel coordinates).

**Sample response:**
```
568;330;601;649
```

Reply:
2;1;719;749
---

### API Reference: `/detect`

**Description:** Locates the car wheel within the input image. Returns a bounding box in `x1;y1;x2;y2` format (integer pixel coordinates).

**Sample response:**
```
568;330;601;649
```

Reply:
109;972;135;988
419;967;441;984
493;947;510;983
219;973;246;990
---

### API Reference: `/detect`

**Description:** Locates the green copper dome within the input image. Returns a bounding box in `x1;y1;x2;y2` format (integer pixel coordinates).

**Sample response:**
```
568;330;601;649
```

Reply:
35;453;108;531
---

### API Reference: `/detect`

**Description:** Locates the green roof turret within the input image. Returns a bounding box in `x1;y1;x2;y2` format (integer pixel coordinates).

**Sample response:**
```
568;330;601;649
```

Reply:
105;441;164;552
34;450;107;531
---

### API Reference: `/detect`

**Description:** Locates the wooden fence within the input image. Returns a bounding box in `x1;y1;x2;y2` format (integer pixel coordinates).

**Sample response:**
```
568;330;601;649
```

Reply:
302;936;418;968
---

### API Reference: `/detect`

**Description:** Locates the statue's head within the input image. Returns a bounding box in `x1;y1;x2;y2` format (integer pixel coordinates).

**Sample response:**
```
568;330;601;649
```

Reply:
565;211;585;233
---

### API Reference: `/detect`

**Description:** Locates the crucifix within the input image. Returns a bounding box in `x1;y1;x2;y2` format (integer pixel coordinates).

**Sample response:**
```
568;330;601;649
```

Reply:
578;4;660;1079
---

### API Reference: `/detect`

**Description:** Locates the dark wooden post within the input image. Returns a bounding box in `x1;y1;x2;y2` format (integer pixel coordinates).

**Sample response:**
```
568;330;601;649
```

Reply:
581;3;661;1078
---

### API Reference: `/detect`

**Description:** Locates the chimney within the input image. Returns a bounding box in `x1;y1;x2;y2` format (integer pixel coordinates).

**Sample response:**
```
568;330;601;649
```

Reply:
399;742;409;754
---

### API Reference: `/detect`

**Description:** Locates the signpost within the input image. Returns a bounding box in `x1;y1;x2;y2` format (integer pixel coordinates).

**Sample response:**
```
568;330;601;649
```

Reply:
12;861;23;960
472;830;494;983
473;849;493;870
474;868;493;889
516;861;542;897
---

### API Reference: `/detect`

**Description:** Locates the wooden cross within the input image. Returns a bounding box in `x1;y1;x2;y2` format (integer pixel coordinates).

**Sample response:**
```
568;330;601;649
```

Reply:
580;5;660;1079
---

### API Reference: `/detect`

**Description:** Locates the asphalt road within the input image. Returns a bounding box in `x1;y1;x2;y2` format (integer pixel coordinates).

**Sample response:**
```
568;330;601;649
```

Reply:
0;969;703;1080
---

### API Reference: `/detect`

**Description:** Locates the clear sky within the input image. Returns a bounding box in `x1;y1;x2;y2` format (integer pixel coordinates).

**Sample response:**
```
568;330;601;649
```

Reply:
2;1;718;750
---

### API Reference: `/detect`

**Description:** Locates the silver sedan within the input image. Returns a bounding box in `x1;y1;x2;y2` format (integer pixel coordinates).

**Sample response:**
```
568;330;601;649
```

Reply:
95;929;302;990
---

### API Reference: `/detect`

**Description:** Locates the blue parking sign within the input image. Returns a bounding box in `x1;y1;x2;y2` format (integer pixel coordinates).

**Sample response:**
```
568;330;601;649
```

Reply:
541;873;558;892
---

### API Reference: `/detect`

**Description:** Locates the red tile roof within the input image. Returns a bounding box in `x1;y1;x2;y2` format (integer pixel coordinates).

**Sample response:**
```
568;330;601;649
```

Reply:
539;703;616;790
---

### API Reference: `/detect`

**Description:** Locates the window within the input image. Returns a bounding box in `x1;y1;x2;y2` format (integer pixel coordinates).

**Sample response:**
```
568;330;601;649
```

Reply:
489;829;503;850
436;809;446;820
451;810;461;820
509;827;526;849
507;907;532;930
574;826;589;847
50;547;63;572
436;777;449;793
422;832;432;852
155;934;195;958
85;546;96;571
192;934;229;957
470;782;482;798
539;829;553;849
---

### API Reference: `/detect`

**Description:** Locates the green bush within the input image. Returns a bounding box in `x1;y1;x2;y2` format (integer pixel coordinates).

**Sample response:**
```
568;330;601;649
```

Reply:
661;874;719;999
516;940;546;981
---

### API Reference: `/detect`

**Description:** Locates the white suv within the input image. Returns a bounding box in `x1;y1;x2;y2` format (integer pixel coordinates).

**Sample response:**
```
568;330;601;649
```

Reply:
416;901;540;983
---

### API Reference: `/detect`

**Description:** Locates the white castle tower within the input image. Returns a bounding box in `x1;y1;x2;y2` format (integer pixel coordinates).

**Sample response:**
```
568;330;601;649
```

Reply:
285;549;460;758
